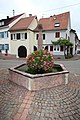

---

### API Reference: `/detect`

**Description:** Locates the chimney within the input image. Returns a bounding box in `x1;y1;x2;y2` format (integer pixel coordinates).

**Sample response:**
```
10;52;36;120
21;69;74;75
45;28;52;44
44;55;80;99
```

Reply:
13;10;15;16
7;16;9;19
29;14;32;17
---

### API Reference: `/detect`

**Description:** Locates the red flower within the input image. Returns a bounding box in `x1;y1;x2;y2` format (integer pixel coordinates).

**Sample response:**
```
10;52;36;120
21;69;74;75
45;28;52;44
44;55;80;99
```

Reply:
28;54;30;58
44;61;47;65
29;59;33;62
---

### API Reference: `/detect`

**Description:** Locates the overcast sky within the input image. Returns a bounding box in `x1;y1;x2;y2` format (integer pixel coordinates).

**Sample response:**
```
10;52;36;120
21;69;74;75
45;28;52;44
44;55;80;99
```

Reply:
0;0;80;38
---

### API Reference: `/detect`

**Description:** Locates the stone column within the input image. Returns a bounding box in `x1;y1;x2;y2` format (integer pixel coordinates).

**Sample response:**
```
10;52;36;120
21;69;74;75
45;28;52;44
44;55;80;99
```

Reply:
37;24;43;50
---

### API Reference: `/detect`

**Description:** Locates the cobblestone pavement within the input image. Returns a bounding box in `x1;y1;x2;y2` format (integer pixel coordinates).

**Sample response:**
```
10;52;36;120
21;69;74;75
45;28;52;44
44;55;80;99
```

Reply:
0;69;80;120
26;86;80;120
0;69;28;120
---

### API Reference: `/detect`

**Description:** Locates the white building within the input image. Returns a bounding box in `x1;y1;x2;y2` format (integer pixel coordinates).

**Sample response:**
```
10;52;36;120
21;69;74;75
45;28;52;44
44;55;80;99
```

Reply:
9;15;38;58
34;12;77;58
70;29;78;55
76;39;80;54
0;13;26;57
1;11;77;58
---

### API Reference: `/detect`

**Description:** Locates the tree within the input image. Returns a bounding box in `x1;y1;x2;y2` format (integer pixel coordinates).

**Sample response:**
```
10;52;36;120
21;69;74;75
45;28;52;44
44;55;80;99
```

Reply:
52;38;73;58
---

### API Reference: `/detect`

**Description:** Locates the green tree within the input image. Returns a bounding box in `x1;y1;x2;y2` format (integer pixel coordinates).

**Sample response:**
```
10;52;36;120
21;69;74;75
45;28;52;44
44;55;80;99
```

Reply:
52;38;73;58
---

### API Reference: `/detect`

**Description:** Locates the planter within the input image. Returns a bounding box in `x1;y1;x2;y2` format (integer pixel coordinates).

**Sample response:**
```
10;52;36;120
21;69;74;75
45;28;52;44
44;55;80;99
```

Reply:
9;63;69;91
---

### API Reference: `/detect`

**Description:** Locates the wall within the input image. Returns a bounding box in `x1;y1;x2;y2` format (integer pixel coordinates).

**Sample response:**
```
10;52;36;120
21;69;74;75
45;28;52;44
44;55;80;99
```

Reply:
35;30;67;45
10;16;38;57
9;63;69;91
34;30;67;58
10;30;30;57
0;27;11;54
28;17;38;30
70;32;76;55
0;13;26;56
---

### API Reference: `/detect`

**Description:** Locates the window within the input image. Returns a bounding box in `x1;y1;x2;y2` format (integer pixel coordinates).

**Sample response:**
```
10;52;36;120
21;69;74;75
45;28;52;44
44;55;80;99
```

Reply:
5;44;9;50
68;36;70;40
45;46;48;50
0;21;4;26
17;33;20;40
34;46;37;51
2;44;4;50
54;45;56;51
7;31;8;37
11;34;13;40
4;31;6;38
1;32;4;38
57;45;59;51
66;34;67;39
55;32;60;38
54;23;60;27
2;21;4;26
13;34;16;40
0;44;2;50
50;46;53;51
25;33;27;39
36;34;39;40
60;46;63;51
43;34;45;40
4;31;8;38
0;32;1;38
0;22;1;26
21;33;23;39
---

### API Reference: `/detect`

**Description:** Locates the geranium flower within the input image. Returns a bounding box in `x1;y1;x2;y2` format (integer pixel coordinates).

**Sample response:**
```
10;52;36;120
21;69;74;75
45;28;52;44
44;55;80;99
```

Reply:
26;50;54;74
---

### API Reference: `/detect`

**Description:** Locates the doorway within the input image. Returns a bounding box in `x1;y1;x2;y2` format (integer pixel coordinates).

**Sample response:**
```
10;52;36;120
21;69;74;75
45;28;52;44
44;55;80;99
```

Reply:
18;46;27;58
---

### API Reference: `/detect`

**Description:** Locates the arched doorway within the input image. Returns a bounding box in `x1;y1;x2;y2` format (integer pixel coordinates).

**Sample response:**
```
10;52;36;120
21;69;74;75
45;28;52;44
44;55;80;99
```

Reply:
34;46;37;51
18;46;27;58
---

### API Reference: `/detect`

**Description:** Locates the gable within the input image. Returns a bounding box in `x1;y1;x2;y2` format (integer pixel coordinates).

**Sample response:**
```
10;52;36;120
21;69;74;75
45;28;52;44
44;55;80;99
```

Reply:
0;13;24;28
35;12;70;31
9;16;37;31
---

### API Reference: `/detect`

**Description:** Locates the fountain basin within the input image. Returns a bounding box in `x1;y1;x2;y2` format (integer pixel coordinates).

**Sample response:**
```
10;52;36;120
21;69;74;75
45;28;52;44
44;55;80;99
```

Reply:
9;63;69;91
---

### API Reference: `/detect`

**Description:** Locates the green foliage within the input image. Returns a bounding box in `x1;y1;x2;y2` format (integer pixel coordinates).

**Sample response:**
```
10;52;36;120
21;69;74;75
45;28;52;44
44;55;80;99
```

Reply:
51;41;58;45
65;54;73;59
26;50;54;74
52;38;73;58
52;38;73;46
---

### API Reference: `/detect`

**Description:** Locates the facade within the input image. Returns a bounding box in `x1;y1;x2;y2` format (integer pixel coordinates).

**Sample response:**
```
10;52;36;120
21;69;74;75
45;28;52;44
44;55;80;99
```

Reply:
76;39;80;54
34;12;77;58
9;15;38;58
0;11;78;58
0;13;26;57
70;29;78;55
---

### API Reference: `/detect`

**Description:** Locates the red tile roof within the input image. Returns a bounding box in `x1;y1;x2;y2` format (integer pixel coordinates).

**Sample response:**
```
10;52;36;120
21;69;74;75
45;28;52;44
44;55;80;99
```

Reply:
35;12;70;31
7;13;24;25
9;16;36;31
0;13;24;27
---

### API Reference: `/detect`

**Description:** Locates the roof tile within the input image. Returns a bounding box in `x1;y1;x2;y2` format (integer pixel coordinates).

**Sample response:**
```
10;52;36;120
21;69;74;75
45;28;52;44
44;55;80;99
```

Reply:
35;12;70;31
0;13;24;27
9;16;36;31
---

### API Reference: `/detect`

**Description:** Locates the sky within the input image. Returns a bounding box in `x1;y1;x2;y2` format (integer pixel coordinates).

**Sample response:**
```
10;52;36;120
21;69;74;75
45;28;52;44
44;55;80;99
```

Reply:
0;0;80;38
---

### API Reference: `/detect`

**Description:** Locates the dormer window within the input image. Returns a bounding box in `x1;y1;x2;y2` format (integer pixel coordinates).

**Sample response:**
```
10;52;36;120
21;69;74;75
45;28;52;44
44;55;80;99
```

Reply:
54;23;60;27
0;22;1;26
2;21;4;25
0;21;4;26
53;17;56;20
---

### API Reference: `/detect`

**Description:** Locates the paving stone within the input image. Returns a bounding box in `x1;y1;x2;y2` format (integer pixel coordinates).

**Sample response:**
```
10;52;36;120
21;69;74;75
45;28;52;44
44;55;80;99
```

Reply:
0;69;80;120
0;69;28;120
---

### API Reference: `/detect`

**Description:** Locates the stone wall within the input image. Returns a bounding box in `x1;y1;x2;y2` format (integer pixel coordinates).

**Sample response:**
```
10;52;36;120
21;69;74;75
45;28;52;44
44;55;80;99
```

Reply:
9;64;69;91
